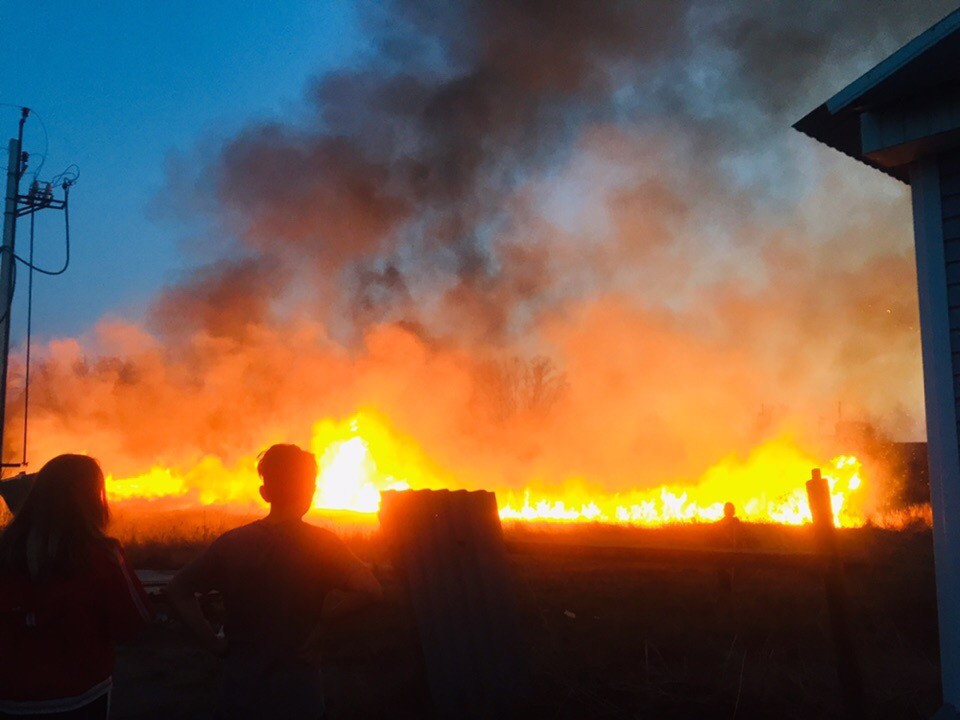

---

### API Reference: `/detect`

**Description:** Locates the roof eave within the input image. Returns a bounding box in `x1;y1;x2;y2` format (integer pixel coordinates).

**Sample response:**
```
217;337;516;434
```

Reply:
793;104;909;184
825;9;960;115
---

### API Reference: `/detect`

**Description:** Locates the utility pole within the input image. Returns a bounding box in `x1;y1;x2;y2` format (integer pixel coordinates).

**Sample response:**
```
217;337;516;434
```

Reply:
0;108;73;473
0;109;28;471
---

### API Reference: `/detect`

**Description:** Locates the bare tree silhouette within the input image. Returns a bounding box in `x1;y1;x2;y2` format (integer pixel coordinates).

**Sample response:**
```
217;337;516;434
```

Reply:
480;356;569;422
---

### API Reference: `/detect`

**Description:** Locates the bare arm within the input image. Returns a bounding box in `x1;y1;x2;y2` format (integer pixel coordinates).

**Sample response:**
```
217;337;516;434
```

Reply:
299;564;382;661
321;564;383;622
166;549;226;656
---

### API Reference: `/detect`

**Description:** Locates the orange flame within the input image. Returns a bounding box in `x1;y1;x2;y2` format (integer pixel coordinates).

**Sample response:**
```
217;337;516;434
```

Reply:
498;448;863;526
104;411;864;526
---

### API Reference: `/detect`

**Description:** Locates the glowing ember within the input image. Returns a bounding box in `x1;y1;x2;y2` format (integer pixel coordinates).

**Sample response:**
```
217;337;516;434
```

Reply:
103;411;865;526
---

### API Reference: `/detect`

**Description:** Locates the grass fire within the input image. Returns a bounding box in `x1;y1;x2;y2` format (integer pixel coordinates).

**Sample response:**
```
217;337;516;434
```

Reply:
102;410;869;528
2;2;959;719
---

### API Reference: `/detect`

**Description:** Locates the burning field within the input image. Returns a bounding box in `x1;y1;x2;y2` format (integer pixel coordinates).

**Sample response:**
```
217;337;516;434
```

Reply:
4;0;949;537
103;411;868;527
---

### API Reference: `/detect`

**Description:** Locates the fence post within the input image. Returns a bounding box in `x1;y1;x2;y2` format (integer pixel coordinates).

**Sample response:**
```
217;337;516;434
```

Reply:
806;468;866;720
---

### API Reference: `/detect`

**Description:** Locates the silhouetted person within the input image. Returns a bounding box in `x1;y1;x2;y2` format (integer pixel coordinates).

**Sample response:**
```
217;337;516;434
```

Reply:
0;455;153;718
719;501;742;547
716;502;743;592
167;444;382;720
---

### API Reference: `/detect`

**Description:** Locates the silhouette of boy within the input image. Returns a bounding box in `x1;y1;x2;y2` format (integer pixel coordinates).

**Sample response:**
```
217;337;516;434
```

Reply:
167;444;382;719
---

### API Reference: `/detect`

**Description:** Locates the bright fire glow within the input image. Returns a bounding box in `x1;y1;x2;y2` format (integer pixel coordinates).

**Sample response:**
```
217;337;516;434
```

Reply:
309;417;411;512
498;449;863;526
104;411;865;527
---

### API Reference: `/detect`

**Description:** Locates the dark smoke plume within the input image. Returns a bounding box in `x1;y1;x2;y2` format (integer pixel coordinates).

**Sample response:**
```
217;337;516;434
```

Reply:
11;0;957;494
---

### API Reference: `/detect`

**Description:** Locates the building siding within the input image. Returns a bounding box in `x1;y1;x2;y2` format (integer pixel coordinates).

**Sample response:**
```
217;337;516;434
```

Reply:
912;155;960;706
943;150;960;466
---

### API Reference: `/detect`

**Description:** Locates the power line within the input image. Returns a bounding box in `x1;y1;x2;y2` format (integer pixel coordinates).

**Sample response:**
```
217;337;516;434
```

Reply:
0;106;77;471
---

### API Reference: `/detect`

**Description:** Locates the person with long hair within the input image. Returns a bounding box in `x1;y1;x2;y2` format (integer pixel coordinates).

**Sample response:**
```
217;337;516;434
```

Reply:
0;454;153;719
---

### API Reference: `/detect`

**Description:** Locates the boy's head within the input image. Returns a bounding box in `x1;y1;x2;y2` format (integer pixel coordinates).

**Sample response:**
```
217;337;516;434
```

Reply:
257;444;318;516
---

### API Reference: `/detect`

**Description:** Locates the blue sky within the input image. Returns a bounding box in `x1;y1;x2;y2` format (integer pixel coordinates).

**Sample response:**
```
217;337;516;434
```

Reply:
0;1;364;344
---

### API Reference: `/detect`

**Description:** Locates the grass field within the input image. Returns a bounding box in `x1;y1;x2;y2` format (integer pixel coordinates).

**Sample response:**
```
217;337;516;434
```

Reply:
100;513;943;719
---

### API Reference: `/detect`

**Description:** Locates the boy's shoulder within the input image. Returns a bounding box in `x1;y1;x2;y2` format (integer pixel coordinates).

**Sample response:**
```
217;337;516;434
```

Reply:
221;520;267;538
209;520;271;553
299;523;340;542
215;520;341;548
292;523;347;556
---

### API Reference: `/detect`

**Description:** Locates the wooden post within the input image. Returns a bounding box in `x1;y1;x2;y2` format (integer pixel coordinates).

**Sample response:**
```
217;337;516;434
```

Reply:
806;468;866;720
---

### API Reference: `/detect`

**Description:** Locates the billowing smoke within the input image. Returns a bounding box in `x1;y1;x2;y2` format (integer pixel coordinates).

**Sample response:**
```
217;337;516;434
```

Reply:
8;1;954;500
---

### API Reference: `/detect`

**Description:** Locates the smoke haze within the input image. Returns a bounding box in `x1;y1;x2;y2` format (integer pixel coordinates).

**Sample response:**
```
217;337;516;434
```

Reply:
10;0;954;500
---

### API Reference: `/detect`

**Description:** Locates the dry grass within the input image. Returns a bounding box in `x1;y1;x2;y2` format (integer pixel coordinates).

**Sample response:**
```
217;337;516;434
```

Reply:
110;507;383;570
2;506;940;718
507;527;939;719
95;513;943;719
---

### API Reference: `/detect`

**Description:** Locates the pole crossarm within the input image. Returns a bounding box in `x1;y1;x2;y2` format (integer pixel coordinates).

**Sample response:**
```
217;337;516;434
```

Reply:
15;196;67;217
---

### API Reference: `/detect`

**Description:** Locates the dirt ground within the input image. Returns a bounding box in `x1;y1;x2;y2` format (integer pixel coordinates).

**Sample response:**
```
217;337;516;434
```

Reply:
113;522;941;719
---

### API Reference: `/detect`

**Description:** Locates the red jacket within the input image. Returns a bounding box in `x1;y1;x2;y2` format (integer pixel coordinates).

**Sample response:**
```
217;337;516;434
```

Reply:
0;539;153;712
